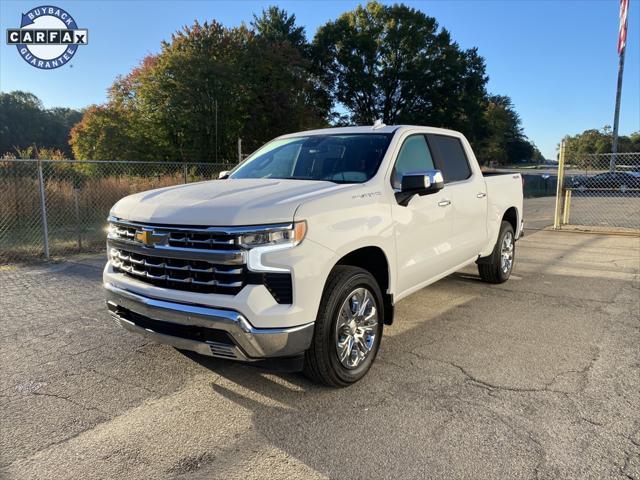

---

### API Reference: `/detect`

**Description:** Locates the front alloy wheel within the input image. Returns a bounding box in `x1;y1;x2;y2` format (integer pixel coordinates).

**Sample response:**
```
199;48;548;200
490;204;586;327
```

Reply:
304;266;384;387
335;288;378;369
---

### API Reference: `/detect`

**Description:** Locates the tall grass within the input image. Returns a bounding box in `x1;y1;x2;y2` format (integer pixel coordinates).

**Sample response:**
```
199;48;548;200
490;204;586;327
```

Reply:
0;161;231;263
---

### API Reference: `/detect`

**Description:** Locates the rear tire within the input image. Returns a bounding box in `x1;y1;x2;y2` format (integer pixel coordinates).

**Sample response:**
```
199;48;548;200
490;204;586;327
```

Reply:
303;266;383;387
477;221;515;284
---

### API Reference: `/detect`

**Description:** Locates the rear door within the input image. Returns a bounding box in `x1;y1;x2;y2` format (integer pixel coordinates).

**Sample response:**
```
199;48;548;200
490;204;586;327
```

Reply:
427;134;488;263
390;134;455;295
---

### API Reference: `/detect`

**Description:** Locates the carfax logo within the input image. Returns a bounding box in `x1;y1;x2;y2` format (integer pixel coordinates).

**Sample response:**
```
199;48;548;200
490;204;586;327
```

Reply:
6;5;88;69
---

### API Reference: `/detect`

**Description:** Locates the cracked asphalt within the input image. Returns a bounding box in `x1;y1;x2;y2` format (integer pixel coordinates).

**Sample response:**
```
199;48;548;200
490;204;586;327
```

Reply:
1;203;639;479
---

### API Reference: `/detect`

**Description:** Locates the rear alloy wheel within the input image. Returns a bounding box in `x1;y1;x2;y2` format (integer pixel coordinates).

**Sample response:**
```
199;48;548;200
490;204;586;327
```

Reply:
304;266;383;387
477;220;515;284
500;230;514;275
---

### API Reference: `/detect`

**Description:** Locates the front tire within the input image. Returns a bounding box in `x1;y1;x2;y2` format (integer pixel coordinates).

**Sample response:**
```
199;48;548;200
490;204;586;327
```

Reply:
477;221;515;284
303;266;383;387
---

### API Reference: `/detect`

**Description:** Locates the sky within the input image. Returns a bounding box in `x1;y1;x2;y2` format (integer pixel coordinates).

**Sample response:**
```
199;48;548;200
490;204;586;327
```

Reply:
0;0;638;159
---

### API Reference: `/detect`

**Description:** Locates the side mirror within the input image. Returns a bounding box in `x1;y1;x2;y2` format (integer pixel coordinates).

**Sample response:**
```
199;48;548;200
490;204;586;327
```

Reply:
218;170;230;179
397;170;444;206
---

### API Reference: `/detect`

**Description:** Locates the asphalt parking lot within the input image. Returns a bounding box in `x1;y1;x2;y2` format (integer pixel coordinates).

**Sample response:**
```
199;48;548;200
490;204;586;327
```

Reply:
1;202;639;479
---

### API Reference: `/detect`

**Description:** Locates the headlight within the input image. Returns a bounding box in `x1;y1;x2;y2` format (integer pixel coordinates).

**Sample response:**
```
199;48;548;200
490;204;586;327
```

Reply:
239;221;307;248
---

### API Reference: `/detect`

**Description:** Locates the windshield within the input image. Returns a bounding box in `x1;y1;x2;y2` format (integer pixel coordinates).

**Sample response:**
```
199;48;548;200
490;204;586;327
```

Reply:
229;134;393;183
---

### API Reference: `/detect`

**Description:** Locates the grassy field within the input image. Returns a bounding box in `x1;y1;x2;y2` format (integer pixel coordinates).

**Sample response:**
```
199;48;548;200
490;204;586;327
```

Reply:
0;163;230;263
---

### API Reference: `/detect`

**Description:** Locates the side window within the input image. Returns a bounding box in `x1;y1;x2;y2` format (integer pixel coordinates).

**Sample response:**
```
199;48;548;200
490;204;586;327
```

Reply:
392;135;435;189
427;134;472;183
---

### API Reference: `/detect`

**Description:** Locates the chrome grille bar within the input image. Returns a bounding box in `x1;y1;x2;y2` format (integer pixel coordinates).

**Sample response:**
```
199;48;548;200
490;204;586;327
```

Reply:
170;235;236;246
109;248;243;289
107;237;246;264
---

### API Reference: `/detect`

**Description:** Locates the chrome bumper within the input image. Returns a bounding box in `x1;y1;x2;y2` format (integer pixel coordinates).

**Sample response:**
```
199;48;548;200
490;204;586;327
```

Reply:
104;283;314;361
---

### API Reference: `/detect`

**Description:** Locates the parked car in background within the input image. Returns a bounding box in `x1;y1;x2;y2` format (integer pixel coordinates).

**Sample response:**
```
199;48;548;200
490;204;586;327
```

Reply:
104;124;524;386
573;171;640;191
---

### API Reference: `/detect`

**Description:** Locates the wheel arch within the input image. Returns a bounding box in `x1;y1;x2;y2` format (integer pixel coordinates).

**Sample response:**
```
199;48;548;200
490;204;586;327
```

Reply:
333;246;395;325
502;206;518;234
479;205;520;261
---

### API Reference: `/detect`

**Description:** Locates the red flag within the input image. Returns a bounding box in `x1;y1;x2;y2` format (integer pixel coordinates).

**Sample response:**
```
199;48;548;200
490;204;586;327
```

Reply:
618;0;630;54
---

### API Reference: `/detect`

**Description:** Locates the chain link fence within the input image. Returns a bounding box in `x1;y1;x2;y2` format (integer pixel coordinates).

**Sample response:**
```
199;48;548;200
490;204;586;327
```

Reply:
0;160;234;264
554;150;640;232
3;152;637;264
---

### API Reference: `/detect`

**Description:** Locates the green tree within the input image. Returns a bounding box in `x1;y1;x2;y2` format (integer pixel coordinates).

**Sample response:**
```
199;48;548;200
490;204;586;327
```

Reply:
70;105;142;160
251;6;306;49
476;95;535;165
240;7;330;152
71;14;330;161
68;3;537;165
71;22;253;162
531;144;546;163
561;126;640;156
46;107;83;153
312;1;489;143
622;131;640;152
0;91;47;153
0;91;81;157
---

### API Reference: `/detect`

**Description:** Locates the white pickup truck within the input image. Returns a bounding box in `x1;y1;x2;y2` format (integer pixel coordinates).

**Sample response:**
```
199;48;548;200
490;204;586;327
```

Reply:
104;125;523;386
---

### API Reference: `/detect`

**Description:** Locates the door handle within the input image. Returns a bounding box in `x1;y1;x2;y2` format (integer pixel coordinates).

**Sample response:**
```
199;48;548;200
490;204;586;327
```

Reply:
438;199;451;207
477;192;487;198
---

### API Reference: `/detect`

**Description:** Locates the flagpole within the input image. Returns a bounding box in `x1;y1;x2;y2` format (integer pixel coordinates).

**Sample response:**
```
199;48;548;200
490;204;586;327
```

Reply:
610;0;629;172
610;45;626;172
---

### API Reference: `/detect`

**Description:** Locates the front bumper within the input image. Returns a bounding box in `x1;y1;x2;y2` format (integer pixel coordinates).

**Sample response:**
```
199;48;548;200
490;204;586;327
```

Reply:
105;283;314;361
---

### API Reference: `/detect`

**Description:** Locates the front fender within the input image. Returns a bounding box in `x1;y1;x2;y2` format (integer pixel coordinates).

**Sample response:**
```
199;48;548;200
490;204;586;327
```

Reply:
294;189;397;297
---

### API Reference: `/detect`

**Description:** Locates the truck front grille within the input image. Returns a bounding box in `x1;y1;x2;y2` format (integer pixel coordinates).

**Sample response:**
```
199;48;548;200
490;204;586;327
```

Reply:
109;247;245;295
108;218;294;303
110;224;238;251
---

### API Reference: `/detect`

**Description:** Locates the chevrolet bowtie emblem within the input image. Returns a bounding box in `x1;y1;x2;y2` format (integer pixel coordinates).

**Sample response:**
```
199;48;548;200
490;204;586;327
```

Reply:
134;229;167;247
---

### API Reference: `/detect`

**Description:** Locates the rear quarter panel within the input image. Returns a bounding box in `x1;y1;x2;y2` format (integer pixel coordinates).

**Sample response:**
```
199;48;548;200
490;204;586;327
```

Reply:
481;173;524;257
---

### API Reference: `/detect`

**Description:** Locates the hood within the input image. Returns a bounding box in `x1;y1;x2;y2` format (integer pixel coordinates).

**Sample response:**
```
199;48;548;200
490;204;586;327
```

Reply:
110;178;352;226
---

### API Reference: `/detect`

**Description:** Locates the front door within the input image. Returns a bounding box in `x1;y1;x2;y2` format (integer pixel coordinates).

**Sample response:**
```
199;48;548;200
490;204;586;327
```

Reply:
390;134;456;296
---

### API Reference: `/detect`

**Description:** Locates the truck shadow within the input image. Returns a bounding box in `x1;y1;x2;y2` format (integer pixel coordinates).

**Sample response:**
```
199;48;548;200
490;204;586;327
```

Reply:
167;231;635;479
180;350;313;391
